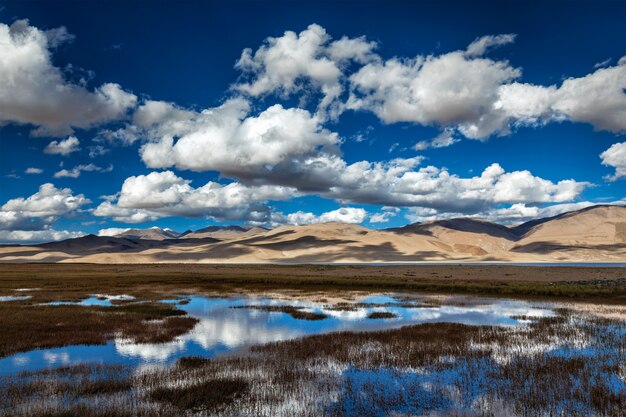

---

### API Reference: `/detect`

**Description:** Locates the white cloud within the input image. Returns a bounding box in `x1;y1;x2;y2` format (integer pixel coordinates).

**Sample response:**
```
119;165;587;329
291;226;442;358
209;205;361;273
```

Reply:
317;207;367;224
305;158;587;211
347;50;521;139
118;93;583;215
126;96;588;213
93;170;295;223
88;145;109;158
414;129;460;150
600;141;626;181
0;20;137;135
0;229;85;244
405;201;603;225
496;59;626;134
25;167;43;174
344;30;625;138
0;183;90;231
234;23;377;116
465;34;516;57
253;207;368;227
92;202;159;224
139;99;340;180
100;154;588;225
43;136;80;155
54;163;112;178
370;207;400;223
593;58;612;69
97;227;131;237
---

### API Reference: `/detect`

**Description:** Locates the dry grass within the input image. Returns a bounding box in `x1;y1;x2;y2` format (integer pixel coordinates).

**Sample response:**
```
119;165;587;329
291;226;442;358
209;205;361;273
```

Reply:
149;378;249;412
0;302;197;358
1;308;624;416
365;311;397;319
1;263;625;303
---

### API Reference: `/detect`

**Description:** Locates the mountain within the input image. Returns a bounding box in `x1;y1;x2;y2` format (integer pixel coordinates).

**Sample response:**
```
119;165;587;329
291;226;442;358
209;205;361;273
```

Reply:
181;225;268;240
510;205;626;259
39;234;166;252
387;218;520;256
0;205;624;263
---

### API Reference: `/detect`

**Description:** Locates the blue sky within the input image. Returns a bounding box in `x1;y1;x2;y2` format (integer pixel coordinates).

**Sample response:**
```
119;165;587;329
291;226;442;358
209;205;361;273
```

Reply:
0;0;624;243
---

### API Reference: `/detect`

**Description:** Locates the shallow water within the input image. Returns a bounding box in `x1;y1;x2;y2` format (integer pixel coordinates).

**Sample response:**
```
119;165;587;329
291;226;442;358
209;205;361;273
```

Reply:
0;293;555;376
44;294;135;307
0;295;31;302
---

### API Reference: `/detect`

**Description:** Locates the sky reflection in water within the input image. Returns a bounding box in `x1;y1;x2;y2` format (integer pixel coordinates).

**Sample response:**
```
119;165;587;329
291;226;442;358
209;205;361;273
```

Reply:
0;294;554;375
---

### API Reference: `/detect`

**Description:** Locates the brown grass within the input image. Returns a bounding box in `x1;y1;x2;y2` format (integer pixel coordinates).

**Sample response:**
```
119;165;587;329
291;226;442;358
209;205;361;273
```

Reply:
0;302;197;358
149;378;249;412
1;263;625;303
2;310;625;416
366;311;397;319
1;308;625;416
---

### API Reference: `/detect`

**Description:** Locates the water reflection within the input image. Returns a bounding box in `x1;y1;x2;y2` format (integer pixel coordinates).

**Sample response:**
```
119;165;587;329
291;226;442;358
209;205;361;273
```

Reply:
0;293;554;375
45;294;135;307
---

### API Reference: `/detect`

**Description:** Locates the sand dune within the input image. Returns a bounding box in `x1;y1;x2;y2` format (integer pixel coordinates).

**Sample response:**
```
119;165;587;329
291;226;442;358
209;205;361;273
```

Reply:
1;205;624;263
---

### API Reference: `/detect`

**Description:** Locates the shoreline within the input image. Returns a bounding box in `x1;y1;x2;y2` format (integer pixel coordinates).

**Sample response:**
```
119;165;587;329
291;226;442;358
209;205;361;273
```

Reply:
1;263;625;303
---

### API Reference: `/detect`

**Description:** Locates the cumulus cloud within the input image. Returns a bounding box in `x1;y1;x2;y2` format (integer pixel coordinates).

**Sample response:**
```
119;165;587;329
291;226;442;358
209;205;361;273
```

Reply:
43;136;80;155
272;207;368;226
25;167;43;174
0;229;85;244
121;94;589;215
0;183;90;231
0;19;136;135
346;32;625;138
320;161;588;211
234;23;377;116
97;227;131;237
138;98;340;182
496;59;626;134
347;49;521;139
54;163;112;178
230;24;625;139
405;201;605;225
96;153;589;226
600;142;626;181
93;170;295;223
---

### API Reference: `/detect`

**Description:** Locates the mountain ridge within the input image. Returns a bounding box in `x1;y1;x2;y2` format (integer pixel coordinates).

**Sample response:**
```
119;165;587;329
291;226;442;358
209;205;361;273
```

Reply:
0;205;624;263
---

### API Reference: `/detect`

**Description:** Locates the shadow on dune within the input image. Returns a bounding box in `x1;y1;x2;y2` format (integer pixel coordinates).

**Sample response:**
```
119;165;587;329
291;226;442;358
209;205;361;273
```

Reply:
511;242;626;254
388;219;520;241
281;242;457;263
143;243;255;261
231;230;297;245
249;235;356;250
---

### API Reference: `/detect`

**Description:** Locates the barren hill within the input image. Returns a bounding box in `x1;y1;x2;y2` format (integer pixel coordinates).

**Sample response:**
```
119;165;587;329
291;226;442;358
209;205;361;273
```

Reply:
0;205;624;263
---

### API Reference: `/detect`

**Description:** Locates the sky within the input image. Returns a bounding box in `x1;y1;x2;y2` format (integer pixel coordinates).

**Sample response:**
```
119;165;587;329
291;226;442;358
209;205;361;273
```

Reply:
0;0;625;243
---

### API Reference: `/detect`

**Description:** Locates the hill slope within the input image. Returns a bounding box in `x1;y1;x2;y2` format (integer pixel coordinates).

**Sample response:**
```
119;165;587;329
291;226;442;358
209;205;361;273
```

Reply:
0;205;624;263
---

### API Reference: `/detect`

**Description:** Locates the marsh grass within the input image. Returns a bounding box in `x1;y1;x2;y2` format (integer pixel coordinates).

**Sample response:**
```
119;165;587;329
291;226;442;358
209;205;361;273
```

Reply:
149;378;249;412
2;308;625;417
1;264;625;304
365;312;397;319
0;302;197;357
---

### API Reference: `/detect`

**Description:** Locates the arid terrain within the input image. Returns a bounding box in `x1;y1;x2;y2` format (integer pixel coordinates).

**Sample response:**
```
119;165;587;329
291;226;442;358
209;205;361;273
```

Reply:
1;205;625;264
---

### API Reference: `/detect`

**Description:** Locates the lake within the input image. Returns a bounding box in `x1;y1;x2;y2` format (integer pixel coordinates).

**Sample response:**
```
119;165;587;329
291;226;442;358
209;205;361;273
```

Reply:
0;292;555;376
